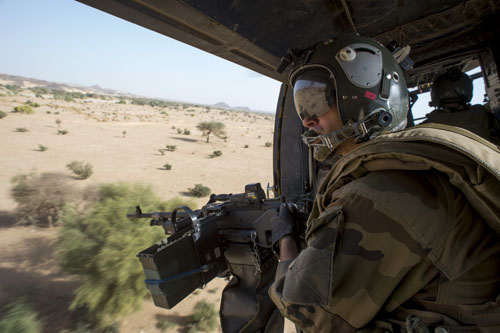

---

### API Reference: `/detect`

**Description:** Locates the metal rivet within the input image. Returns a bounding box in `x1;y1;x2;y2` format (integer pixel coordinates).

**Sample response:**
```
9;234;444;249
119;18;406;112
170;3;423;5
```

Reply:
342;95;348;100
393;72;399;82
386;73;392;80
352;96;357;99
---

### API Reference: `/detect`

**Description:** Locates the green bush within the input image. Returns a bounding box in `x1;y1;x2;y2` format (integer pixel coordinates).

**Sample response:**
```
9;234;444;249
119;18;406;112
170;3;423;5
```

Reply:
15;127;29;133
265;142;272;147
130;97;172;108
158;149;165;156
189;300;218;332
4;84;22;94
188;184;211;197
244;144;249;148
10;172;75;227
55;119;62;127
66;161;93;179
13;105;34;114
52;90;85;102
210;150;222;158
25;100;40;107
38;144;48;152
0;297;42;333
177;128;182;134
156;318;176;332
183;129;191;135
57;129;68;135
117;99;126;104
163;163;172;170
0;111;7;118
165;145;176;152
57;183;195;328
29;86;48;96
122;130;126;138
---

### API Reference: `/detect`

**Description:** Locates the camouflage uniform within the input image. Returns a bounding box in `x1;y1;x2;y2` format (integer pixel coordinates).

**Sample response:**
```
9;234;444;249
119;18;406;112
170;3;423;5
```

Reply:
269;125;500;332
312;145;342;194
218;143;341;333
423;104;500;145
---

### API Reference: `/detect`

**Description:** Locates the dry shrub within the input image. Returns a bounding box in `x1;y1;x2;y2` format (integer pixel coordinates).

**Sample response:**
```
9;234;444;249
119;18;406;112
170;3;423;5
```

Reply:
209;150;222;158
13;105;34;114
188;184;211;197
66;161;93;179
189;300;218;332
9;172;96;227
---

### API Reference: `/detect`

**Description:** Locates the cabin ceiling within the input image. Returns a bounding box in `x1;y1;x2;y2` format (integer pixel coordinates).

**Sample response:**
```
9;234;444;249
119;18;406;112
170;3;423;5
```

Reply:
77;0;500;88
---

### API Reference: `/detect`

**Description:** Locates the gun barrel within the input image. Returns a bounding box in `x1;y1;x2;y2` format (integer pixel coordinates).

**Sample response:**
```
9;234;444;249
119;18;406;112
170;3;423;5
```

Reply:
126;209;194;220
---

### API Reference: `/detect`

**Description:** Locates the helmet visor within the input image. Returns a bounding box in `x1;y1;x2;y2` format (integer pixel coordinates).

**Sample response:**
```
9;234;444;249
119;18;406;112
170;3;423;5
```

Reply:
292;69;336;120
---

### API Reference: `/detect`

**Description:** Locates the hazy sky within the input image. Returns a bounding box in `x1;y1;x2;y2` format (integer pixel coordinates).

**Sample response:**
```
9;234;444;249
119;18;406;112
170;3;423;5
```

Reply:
0;0;486;116
0;0;282;112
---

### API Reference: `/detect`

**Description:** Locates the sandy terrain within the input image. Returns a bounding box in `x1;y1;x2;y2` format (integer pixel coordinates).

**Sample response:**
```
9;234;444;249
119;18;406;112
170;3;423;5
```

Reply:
0;81;295;332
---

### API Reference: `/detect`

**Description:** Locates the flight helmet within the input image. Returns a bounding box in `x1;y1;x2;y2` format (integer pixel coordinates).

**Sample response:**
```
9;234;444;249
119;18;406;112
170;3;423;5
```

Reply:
429;68;473;108
288;34;409;149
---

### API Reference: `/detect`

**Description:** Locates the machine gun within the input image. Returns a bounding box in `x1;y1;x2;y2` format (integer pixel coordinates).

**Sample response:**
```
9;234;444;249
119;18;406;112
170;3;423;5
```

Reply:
129;183;311;310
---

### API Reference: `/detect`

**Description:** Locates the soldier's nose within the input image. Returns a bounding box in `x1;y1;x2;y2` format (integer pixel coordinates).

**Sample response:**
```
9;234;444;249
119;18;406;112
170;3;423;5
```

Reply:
302;116;318;128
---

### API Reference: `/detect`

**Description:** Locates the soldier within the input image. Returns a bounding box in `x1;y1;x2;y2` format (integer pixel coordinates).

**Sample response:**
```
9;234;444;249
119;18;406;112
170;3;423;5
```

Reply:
269;34;500;332
423;68;500;145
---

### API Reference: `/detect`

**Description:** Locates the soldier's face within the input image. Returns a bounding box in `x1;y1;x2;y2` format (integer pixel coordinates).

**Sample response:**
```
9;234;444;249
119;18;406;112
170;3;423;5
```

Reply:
302;106;343;135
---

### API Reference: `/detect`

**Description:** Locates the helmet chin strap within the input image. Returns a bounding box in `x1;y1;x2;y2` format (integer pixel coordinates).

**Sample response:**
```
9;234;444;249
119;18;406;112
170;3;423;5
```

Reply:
301;111;389;149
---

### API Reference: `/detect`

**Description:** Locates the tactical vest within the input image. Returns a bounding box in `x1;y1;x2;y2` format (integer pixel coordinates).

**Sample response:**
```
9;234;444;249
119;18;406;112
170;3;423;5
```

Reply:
312;123;500;331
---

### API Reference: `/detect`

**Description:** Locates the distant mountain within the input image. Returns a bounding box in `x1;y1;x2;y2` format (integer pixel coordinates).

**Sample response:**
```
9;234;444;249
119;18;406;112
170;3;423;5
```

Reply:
212;102;253;112
213;102;231;109
0;73;268;113
0;73;122;96
234;106;251;111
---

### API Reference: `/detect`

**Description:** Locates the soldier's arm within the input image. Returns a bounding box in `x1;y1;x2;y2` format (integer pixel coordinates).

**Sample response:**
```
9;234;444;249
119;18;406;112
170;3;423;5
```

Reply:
278;235;299;261
269;192;437;332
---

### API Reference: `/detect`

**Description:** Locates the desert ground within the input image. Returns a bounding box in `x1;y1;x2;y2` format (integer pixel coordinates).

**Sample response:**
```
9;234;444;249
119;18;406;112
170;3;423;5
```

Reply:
0;77;294;332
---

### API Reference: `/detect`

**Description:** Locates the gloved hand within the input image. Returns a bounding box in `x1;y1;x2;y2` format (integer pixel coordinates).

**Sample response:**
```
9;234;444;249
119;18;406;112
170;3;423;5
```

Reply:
271;203;297;252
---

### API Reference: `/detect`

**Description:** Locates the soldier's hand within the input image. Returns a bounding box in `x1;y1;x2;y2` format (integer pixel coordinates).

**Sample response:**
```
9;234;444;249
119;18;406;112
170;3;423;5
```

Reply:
271;203;297;253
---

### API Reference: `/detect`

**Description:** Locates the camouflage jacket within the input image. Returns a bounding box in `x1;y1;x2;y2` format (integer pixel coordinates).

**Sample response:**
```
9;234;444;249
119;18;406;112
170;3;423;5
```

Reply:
423;104;500;145
269;125;500;332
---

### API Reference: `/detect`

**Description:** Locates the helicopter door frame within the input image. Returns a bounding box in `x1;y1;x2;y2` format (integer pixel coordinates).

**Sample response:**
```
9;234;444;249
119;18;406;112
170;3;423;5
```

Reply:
272;83;310;201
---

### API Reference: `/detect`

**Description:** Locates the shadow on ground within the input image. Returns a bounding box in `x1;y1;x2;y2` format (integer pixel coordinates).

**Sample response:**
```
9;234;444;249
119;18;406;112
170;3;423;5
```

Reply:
178;191;202;198
155;313;195;333
0;210;17;229
0;267;80;333
169;136;199;143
